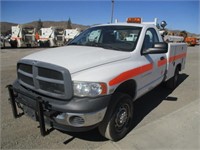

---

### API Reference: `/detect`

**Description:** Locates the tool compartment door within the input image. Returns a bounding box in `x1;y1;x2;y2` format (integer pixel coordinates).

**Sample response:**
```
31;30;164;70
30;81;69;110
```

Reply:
165;43;187;81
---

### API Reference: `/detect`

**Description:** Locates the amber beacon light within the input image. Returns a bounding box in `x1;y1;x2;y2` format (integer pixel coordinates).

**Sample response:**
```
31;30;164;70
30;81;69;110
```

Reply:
127;17;141;23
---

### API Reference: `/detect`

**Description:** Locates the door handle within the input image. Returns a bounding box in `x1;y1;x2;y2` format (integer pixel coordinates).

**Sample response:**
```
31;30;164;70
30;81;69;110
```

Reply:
160;56;165;60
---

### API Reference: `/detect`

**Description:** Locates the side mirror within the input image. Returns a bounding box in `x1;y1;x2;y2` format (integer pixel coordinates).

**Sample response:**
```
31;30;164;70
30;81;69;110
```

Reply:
142;42;168;55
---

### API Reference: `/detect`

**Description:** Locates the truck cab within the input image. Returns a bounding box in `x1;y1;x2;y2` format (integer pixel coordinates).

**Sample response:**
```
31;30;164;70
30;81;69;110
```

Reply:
8;18;187;141
38;27;66;47
64;28;81;43
9;25;37;48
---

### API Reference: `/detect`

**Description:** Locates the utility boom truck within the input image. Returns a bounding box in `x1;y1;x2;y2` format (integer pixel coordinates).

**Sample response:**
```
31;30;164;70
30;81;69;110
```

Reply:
8;18;187;141
38;27;65;47
64;28;81;42
9;25;37;48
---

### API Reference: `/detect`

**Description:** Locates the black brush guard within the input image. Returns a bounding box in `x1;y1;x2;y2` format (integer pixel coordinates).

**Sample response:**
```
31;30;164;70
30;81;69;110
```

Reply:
7;85;50;136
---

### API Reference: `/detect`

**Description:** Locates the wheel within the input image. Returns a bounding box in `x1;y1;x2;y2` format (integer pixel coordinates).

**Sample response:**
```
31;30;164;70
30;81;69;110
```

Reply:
39;41;44;47
45;41;50;47
166;67;179;89
98;93;133;141
10;41;17;48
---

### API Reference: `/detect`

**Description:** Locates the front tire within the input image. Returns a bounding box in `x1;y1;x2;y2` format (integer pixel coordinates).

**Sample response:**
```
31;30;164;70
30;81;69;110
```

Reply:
98;93;133;141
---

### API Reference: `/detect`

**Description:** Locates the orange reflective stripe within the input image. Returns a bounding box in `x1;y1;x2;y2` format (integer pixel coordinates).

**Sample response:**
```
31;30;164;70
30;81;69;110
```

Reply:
158;52;187;67
11;37;22;40
169;53;186;63
109;63;153;86
169;56;174;63
157;59;167;67
174;53;187;61
109;52;186;86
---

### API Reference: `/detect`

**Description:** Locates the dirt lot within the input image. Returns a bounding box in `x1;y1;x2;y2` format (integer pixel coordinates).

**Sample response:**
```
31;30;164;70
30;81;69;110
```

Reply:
1;46;199;149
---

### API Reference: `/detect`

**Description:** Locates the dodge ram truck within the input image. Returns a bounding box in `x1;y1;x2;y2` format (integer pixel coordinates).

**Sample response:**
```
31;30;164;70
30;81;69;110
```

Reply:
7;18;187;141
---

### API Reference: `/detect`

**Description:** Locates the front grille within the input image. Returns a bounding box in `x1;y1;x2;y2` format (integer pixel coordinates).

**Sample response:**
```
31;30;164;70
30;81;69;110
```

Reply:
17;60;72;100
38;67;63;80
38;80;65;94
18;73;34;86
57;36;63;41
24;35;34;42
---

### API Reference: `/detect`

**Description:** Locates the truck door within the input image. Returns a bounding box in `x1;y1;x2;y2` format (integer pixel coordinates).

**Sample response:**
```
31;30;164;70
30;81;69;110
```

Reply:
139;28;167;94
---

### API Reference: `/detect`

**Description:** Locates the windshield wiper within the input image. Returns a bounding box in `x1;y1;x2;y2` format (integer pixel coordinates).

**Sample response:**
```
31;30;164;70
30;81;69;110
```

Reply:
85;42;100;47
69;42;120;51
85;42;120;50
100;44;120;51
68;42;78;45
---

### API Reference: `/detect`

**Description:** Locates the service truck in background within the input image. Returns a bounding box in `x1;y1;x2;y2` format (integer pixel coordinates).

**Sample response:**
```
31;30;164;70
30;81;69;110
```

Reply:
54;28;65;46
64;28;81;42
38;27;65;47
8;18;187;141
185;37;197;46
9;25;37;48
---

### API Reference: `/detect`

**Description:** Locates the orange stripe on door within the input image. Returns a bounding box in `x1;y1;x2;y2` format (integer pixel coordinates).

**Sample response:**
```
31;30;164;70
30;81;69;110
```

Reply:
157;59;167;67
109;63;153;86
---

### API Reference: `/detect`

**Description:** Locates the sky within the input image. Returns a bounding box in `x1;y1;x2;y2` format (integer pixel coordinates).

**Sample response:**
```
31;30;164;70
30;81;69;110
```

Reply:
1;0;200;34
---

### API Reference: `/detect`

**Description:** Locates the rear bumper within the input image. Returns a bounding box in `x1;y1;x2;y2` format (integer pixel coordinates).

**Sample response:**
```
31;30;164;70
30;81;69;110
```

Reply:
7;81;111;134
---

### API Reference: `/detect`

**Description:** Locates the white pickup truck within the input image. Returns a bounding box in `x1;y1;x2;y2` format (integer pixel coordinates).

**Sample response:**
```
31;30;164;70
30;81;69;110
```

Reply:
8;18;187;141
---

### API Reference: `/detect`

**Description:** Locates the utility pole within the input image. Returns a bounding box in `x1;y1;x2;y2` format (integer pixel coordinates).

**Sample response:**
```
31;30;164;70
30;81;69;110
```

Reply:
111;0;114;23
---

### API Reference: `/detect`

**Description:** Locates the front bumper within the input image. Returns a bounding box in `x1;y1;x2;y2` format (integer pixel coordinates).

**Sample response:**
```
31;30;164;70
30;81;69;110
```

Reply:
7;81;111;135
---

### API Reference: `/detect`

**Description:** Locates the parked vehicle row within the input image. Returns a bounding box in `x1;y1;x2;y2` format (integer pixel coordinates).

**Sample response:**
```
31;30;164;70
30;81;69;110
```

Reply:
4;25;81;48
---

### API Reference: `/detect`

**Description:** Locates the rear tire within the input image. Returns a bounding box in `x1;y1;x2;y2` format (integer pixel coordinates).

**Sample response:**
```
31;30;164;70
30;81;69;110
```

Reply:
166;67;179;90
10;41;17;48
98;93;133;141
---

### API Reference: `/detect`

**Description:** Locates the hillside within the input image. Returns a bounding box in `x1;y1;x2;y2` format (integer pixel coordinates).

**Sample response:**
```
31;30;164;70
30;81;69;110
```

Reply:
0;21;199;38
0;22;18;35
167;29;199;37
0;21;89;35
24;21;89;30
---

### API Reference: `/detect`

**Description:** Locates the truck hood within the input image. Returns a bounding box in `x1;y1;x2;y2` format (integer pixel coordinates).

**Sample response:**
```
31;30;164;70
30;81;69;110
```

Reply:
22;46;131;74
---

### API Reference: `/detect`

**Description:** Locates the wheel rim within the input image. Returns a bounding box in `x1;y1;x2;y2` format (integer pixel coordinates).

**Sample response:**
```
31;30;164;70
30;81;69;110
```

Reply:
114;103;130;133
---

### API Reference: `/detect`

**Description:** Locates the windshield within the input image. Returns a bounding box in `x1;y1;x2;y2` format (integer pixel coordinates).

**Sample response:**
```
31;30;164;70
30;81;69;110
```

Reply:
68;26;142;52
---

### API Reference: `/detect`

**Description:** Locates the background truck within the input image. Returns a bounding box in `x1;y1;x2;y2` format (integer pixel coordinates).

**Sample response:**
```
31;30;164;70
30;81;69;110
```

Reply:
179;31;198;46
54;28;65;46
38;27;65;47
0;34;5;48
125;33;138;41
9;25;37;48
185;37;197;46
64;28;81;43
8;18;187;141
164;35;184;43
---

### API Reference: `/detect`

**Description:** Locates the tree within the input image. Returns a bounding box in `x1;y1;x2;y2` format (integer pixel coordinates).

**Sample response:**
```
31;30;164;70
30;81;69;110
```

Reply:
36;19;43;32
67;18;72;29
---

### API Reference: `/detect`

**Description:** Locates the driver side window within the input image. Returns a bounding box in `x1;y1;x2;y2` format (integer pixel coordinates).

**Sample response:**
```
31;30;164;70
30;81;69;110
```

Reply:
142;28;159;51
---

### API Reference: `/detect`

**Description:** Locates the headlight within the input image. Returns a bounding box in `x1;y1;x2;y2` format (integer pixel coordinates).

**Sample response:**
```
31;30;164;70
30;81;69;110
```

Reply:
73;81;107;97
